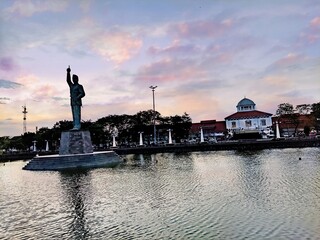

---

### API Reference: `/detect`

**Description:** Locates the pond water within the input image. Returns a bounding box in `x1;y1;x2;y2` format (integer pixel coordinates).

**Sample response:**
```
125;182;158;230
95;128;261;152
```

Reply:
1;148;320;239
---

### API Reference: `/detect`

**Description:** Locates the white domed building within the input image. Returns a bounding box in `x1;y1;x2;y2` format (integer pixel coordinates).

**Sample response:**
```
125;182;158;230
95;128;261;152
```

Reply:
225;98;273;138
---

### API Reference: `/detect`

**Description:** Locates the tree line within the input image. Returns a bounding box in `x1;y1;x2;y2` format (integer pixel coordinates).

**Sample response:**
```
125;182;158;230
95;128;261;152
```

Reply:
1;102;319;152
0;110;192;152
275;102;320;136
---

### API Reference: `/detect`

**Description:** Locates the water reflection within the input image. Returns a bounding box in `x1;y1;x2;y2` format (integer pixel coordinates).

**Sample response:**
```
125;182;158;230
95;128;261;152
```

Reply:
59;170;92;239
234;150;268;201
1;149;320;239
124;153;158;168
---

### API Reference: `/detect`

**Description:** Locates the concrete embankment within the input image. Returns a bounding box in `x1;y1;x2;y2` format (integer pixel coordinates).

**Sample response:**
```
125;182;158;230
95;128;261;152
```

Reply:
1;139;319;162
114;139;320;155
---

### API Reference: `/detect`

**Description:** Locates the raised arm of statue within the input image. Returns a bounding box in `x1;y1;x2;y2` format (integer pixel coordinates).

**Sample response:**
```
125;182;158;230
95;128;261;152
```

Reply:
66;66;72;86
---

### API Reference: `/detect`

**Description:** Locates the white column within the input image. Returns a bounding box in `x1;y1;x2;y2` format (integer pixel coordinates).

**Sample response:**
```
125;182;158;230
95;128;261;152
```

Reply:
168;129;173;144
32;140;37;152
276;121;280;139
139;132;144;146
112;135;116;147
45;140;49;151
200;127;205;143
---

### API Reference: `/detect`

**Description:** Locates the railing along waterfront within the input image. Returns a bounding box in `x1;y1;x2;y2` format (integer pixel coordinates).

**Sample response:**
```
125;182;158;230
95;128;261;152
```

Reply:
2;138;319;162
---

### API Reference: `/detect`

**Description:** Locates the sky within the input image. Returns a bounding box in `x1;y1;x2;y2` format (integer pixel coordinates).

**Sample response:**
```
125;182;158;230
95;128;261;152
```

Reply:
0;0;319;137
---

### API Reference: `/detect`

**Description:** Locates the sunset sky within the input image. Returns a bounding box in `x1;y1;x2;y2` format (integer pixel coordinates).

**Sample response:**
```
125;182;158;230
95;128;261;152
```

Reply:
0;0;319;136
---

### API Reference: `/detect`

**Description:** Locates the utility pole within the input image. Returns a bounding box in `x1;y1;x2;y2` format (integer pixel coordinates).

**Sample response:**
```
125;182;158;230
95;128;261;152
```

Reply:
149;86;157;145
22;105;27;134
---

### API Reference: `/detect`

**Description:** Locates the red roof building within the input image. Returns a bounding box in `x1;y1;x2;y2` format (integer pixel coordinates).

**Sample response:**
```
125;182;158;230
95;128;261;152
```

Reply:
272;114;316;136
190;120;226;138
225;98;273;131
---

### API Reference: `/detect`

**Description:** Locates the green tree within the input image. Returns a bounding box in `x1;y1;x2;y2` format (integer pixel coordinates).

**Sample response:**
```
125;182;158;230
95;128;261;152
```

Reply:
22;132;36;151
296;104;312;114
168;113;192;142
276;103;294;116
9;136;24;151
312;102;320;130
0;136;11;152
53;120;73;131
276;103;299;136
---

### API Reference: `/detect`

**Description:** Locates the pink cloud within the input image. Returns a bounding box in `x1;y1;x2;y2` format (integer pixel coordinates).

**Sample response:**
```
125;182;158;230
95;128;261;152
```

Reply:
90;31;142;64
147;41;200;56
298;16;320;44
168;19;234;39
159;92;222;122
17;74;39;86
267;53;306;72
306;34;319;43
135;58;205;83
5;0;67;17
310;16;320;27
33;84;58;100
261;76;291;87
0;57;16;72
275;53;302;65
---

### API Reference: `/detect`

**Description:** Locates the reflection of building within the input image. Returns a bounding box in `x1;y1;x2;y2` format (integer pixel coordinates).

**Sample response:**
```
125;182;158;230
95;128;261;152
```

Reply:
225;98;272;133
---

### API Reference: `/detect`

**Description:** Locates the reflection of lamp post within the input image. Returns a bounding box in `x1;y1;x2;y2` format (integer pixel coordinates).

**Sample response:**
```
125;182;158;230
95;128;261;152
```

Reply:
150;86;157;145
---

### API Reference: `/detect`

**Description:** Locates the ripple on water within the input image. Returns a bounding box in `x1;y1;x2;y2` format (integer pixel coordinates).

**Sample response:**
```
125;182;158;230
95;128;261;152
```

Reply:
1;149;320;239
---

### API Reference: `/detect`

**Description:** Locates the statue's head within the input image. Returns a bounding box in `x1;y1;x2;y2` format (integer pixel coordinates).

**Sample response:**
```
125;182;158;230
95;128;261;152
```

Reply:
72;74;79;84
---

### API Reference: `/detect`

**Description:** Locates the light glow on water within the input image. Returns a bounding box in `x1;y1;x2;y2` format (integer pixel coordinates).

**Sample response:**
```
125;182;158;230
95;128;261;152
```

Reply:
1;148;320;239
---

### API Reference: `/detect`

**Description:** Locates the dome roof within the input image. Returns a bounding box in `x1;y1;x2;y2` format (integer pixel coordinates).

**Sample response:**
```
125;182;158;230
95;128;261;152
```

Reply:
236;98;255;107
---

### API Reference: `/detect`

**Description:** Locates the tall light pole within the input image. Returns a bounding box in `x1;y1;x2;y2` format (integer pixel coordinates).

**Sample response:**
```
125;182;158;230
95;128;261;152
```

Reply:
22;105;27;134
150;86;157;145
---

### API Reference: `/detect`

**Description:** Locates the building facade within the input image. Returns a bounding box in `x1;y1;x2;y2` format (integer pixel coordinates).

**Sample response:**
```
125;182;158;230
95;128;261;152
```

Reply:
225;98;273;132
190;120;226;141
272;114;316;137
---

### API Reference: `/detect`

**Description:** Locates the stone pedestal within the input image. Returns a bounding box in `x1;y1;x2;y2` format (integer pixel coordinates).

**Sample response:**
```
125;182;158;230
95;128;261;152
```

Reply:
59;130;93;155
23;151;122;171
23;130;122;171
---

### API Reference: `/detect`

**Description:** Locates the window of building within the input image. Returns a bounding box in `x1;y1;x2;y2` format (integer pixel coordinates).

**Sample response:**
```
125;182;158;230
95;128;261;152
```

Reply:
231;121;236;128
245;120;252;127
261;119;266;126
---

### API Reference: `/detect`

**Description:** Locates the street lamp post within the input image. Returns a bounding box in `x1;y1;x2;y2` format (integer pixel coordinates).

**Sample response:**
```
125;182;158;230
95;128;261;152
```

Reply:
150;85;157;145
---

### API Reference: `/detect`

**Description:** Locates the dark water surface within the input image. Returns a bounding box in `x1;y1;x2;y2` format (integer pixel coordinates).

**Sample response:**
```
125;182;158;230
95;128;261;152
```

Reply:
1;148;319;239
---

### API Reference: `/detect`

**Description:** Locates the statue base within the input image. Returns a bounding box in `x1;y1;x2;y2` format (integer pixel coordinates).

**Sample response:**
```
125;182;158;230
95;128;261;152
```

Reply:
22;151;122;171
59;130;93;155
23;130;122;171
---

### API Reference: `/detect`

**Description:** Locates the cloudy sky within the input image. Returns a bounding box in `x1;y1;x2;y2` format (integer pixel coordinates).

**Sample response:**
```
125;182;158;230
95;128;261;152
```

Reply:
0;0;319;136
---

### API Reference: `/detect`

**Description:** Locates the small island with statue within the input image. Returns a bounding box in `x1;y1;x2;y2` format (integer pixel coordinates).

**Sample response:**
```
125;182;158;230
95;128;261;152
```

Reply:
23;67;122;171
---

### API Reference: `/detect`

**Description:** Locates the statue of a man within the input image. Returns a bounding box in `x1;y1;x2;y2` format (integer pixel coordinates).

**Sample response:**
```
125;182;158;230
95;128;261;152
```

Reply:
66;66;85;130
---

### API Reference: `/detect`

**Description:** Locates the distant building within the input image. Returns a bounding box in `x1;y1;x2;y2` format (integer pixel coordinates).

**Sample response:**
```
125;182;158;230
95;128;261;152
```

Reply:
272;114;316;137
225;98;273;138
190;120;226;140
